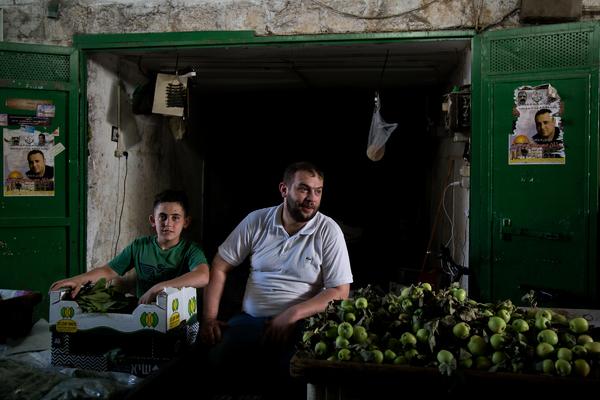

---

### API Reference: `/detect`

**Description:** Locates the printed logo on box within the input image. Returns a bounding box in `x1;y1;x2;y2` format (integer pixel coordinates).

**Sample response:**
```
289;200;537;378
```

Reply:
57;319;77;333
188;297;197;314
140;312;159;328
60;306;75;318
169;312;180;329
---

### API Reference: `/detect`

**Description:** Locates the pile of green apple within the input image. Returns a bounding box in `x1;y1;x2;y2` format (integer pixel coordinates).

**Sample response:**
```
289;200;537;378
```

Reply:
299;283;599;378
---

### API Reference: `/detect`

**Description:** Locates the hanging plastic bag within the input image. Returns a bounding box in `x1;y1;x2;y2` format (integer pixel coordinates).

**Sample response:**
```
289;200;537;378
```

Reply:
366;92;398;161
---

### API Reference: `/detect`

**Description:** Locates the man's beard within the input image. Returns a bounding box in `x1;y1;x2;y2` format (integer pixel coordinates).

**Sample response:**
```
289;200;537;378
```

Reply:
286;197;318;223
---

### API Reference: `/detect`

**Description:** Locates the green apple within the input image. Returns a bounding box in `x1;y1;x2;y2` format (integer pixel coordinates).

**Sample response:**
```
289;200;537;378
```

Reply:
314;341;328;357
400;332;417;347
371;349;384;364
496;308;511;323
551;312;568;325
354;297;368;310
453;288;467;302
337;348;351;361
555;359;572;376
452;322;471;339
340;299;355;312
569;317;589;334
584;341;600;355
577;334;594;345
460;357;473;368
326;324;339;339
556;347;572;361
488;316;507;333
490;333;506;350
512;318;529;333
571;345;588;358
475;356;491;370
437;349;454;364
384;349;397;362
404;348;419;361
491;351;506;365
536;342;555;358
467;335;487;356
574;359;591;377
335;336;350;349
416;328;429;343
535;317;551;330
344;312;356;323
352;325;368;344
536;309;553;321
541;359;554;374
337;322;354;339
537;329;559;345
393;355;408;365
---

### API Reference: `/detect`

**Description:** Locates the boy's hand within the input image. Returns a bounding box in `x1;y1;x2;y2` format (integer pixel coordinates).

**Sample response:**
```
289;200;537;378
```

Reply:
139;285;163;304
49;278;88;299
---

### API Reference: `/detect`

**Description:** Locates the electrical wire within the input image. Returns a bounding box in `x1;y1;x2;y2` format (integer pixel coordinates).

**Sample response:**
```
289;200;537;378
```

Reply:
112;156;121;258
420;159;454;273
442;181;459;249
309;0;445;20
114;153;128;257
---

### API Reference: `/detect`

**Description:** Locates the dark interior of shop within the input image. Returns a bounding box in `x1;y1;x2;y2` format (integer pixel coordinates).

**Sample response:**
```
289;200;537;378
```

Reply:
122;39;470;317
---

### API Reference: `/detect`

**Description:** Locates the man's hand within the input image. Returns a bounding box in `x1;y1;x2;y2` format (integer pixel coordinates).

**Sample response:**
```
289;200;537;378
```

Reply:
264;308;299;347
200;318;228;345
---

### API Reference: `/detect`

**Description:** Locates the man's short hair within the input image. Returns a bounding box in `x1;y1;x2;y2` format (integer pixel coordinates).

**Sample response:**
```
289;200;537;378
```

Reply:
534;108;553;119
283;161;324;185
27;149;45;161
153;189;189;215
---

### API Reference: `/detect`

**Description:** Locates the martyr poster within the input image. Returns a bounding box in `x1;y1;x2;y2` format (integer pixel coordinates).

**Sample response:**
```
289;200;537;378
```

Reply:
508;84;565;165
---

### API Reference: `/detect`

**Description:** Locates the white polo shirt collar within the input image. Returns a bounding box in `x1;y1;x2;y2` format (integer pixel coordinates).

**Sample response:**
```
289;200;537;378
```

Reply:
273;203;319;236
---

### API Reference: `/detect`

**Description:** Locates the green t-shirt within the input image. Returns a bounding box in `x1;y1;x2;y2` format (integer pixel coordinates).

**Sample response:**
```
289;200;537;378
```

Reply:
108;235;208;297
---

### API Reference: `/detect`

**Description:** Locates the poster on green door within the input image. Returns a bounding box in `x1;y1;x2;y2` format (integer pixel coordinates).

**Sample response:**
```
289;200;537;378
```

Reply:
3;127;55;196
508;84;565;165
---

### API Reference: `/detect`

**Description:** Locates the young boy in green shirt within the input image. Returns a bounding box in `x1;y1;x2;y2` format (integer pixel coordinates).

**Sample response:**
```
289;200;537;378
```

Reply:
50;189;209;304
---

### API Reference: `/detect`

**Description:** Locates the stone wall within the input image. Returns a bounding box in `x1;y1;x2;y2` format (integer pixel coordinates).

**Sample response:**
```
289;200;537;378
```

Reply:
2;0;583;46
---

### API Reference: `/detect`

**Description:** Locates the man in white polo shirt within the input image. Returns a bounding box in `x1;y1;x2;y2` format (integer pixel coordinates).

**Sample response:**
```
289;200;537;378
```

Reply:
200;161;353;393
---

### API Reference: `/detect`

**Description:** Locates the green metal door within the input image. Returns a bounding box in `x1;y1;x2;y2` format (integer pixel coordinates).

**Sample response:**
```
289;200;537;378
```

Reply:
471;22;600;308
0;43;81;320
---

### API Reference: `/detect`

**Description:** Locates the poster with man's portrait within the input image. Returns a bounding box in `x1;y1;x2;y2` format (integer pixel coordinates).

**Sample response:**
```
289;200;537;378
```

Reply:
3;128;55;196
509;84;566;165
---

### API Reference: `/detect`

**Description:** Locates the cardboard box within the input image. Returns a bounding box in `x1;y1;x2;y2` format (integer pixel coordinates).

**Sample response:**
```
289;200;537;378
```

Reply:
50;320;199;376
49;286;197;333
48;286;199;376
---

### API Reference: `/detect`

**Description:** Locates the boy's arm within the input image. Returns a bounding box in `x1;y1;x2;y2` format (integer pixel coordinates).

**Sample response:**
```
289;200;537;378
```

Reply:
49;265;119;298
138;263;210;304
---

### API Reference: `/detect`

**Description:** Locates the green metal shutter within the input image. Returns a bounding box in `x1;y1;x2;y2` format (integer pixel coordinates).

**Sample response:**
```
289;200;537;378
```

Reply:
0;42;82;321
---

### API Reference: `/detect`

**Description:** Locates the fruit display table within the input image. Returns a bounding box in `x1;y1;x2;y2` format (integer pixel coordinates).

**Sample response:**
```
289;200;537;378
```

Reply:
290;352;600;400
293;284;600;400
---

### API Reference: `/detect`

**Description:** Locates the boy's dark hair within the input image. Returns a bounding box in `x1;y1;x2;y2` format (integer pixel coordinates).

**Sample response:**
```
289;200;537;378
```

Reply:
283;161;324;185
153;190;189;215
